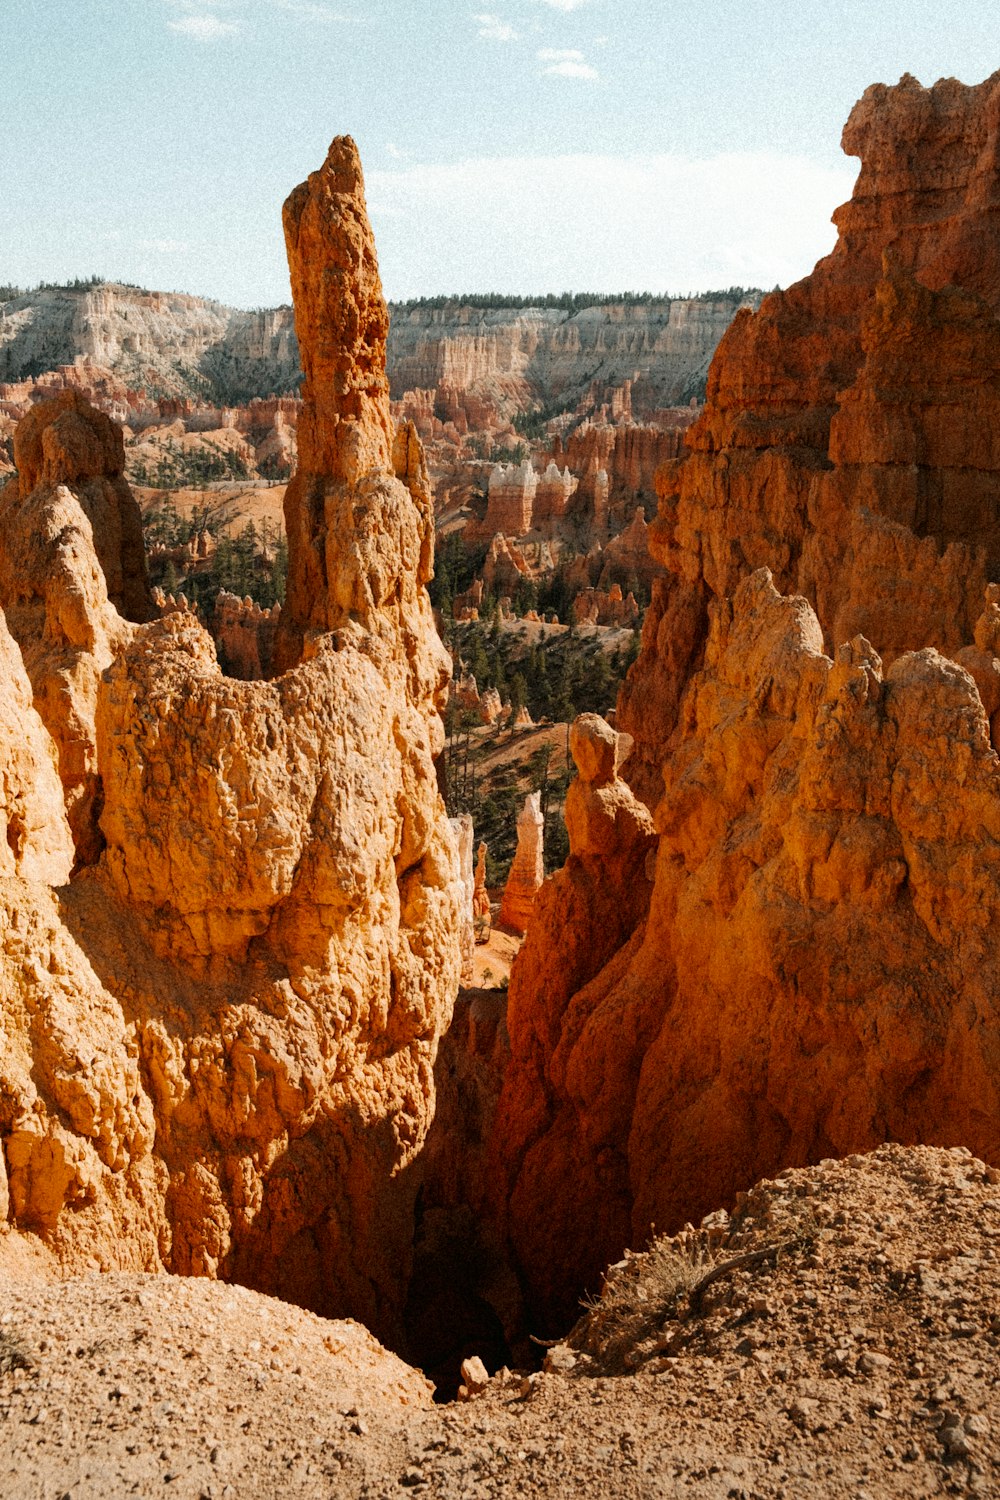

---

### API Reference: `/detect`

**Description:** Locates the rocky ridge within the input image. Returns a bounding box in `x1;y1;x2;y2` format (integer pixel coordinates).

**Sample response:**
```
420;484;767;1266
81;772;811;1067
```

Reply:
0;284;299;404
387;296;751;421
0;285;748;418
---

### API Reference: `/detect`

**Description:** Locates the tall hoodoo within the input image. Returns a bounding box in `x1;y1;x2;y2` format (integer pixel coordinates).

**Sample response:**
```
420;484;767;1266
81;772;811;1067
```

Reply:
283;136;393;484
493;71;1000;1330
278;135;437;669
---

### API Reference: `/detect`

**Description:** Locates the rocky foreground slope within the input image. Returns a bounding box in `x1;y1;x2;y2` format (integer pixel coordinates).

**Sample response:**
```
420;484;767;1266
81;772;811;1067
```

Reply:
3;1145;999;1498
491;66;1000;1331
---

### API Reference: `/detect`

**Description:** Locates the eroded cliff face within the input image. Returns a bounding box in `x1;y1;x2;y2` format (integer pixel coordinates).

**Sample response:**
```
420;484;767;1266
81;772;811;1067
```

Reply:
386;297;749;419
494;69;1000;1330
0;285;300;404
619;68;1000;804
0;139;461;1346
1;283;747;422
0;389;154;862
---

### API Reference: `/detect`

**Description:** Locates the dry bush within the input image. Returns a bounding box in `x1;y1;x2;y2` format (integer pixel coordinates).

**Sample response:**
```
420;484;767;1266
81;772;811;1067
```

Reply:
0;1328;33;1375
567;1225;724;1372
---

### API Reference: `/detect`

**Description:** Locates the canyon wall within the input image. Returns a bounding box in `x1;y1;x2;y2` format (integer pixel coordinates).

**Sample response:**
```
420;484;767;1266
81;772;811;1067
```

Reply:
0;285;300;403
0;138;461;1347
387;296;751;418
494;68;1000;1330
619;68;1000;802
1;286;749;418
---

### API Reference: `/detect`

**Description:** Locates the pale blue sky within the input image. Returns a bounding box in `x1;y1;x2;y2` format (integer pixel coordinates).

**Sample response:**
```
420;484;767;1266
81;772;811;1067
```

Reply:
2;1;997;305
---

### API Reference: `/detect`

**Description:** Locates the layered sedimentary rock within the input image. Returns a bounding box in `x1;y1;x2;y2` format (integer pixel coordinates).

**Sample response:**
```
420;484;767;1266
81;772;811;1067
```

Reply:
211;590;280;681
572;583;640;629
550;417;692;523
495;69;1000;1330
597;506;661;593
532;462;577;530
387;297;750;419
480;460;536;539
2;285;749;426
0;138;460;1346
481;534;532;597
0;285;300;403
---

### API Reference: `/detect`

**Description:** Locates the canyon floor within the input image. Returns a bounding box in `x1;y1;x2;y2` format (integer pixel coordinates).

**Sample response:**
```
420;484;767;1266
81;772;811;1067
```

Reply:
1;1144;997;1499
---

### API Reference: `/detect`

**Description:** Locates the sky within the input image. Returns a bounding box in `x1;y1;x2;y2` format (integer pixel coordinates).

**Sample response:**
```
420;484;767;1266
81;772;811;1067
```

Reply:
1;1;998;307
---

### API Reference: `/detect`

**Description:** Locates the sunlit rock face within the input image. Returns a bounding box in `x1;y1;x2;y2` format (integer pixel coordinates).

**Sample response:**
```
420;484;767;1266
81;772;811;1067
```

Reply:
0;137;461;1348
619;68;1000;804
0;388;154;864
492;70;1000;1331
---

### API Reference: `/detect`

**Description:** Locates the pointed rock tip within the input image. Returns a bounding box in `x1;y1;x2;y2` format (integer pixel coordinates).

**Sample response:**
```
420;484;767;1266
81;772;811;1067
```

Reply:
321;135;365;194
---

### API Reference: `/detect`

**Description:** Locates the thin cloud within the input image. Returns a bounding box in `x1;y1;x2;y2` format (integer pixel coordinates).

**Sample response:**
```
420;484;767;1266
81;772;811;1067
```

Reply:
366;150;858;301
165;0;362;36
536;0;590;10
538;47;597;78
268;0;363;21
475;12;519;41
543;59;598;78
168;14;239;39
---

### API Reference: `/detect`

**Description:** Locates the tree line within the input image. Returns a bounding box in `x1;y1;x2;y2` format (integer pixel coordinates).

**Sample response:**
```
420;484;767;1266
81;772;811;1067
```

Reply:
390;287;761;315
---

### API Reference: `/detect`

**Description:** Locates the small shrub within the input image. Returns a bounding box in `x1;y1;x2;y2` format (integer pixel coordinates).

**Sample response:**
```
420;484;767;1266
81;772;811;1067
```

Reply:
0;1328;34;1375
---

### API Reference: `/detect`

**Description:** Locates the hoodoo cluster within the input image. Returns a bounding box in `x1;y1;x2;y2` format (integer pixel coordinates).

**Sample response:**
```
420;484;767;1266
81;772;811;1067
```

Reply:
0;138;461;1347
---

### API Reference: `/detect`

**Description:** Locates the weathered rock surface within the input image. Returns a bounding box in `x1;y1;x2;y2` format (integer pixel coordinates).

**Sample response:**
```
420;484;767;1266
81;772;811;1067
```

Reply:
498;792;546;935
388;296;752;420
620;68;1000;805
495;70;1000;1330
473;842;490;935
0;283;300;403
0;137;461;1347
0;388;153;861
2;284;750;425
500;567;1000;1329
450;814;476;984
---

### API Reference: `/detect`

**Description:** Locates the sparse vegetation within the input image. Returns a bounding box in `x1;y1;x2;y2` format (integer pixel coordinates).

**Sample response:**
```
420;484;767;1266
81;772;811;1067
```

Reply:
390;288;761;315
440;614;638;883
142;495;286;611
570;1235;714;1373
128;436;252;488
0;1328;34;1375
0;275;150;302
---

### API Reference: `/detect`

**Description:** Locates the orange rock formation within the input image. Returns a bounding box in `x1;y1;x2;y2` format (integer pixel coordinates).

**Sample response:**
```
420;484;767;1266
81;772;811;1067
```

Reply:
619;68;1000;803
0;138;461;1345
498;792;546;936
494;69;1000;1330
0;388;154;862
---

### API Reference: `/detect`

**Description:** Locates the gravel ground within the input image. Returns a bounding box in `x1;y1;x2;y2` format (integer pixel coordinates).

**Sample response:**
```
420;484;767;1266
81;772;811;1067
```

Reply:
3;1143;999;1498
